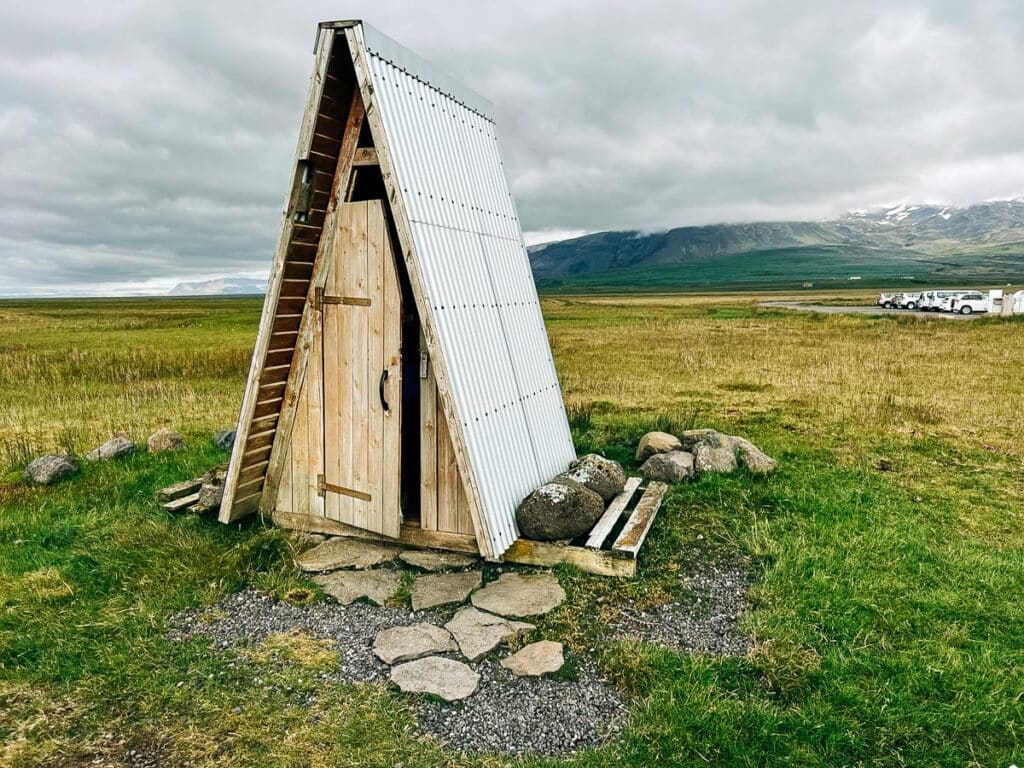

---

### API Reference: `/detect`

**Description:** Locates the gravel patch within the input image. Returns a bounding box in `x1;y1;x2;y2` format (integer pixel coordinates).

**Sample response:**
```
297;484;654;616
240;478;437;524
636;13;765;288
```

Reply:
169;588;629;757
414;657;627;757
169;588;448;683
612;557;753;656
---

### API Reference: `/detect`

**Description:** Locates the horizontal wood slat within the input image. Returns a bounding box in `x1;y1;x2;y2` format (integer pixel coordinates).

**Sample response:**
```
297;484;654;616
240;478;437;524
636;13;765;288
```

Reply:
612;482;668;558
585;476;642;549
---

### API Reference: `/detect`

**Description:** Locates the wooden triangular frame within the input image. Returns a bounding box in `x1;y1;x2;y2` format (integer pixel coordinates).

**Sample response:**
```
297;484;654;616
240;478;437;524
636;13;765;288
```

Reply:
219;24;494;558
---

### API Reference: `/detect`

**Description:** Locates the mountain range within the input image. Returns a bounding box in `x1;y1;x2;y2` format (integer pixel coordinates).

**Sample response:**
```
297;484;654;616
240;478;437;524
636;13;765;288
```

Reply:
167;277;267;296
528;200;1024;292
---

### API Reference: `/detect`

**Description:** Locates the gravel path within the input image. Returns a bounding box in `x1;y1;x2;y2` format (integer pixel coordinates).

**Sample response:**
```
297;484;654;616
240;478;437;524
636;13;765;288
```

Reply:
169;589;627;757
760;301;977;319
612;558;753;657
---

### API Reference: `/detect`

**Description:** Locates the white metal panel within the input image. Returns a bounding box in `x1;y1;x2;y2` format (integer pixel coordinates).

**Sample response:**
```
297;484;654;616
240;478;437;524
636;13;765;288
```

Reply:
358;24;576;556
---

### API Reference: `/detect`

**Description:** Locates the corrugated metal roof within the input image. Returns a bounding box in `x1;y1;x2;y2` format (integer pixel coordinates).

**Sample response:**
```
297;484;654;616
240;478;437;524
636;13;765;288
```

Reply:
352;23;577;556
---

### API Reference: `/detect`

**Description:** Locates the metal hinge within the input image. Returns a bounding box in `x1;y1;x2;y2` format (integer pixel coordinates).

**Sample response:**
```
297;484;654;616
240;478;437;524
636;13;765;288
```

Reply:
316;474;372;502
314;287;371;311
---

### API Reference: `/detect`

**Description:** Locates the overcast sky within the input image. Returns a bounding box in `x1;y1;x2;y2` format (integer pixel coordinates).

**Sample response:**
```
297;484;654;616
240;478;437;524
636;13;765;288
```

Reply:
1;1;1022;296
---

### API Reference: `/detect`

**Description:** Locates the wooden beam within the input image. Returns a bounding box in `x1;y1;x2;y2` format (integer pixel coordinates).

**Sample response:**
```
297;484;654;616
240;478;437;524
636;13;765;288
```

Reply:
271;511;480;554
259;88;367;516
612;482;667;558
502;539;636;578
585;476;642;549
219;29;337;524
345;25;496;559
353;147;378;166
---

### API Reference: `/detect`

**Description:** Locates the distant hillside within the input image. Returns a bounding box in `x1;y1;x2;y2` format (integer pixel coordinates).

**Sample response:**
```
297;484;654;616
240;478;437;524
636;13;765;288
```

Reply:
168;277;266;296
529;200;1024;292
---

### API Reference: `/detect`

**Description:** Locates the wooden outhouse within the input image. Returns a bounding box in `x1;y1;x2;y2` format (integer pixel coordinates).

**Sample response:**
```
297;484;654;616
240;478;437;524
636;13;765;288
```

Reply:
219;21;661;575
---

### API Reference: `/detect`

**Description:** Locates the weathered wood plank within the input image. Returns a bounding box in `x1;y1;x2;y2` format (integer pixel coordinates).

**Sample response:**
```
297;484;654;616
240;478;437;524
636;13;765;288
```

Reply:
353;147;378;166
162;492;201;512
380;200;402;538
157;478;203;502
272;511;479;554
419;331;438;532
585;476;642;550
611;482;668;558
502;539;636;577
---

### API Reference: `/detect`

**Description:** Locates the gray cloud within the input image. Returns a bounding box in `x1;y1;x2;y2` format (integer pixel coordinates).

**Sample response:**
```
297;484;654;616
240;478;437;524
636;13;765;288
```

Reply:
1;0;1022;295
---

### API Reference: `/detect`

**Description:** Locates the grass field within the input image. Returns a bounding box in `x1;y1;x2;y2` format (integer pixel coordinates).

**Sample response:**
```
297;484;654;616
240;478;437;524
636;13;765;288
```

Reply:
1;293;1022;766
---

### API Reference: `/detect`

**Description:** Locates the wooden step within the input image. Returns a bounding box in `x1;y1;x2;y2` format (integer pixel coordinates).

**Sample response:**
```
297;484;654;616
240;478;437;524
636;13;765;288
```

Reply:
585;476;642;549
611;482;668;558
156;478;203;502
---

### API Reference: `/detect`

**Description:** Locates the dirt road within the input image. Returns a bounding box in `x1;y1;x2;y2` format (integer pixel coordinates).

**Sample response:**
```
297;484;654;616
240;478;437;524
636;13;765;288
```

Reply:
760;302;980;319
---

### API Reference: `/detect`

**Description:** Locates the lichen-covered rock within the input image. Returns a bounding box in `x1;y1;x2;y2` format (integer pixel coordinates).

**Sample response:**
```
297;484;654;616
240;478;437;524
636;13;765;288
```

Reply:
194;466;228;512
373;623;456;664
24;454;79;485
695;443;738;474
147;427;185;453
515;479;604;541
85;436;136;462
214;429;236;451
636;431;683;463
557;453;626;503
500;640;564;676
639;450;694;483
733;437;778;474
679;428;723;451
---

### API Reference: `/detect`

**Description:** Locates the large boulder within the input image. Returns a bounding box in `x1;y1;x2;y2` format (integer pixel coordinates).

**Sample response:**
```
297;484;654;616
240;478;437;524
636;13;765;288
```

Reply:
556;453;625;503
147;428;185;453
85;436;135;462
694;442;738;474
679;428;722;451
733;437;778;474
515;479;604;541
24;454;79;485
636;431;683;463
640;450;694;483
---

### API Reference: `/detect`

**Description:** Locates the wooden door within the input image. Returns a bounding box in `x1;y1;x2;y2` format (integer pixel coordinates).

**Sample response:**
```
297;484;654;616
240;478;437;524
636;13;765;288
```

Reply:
318;200;402;537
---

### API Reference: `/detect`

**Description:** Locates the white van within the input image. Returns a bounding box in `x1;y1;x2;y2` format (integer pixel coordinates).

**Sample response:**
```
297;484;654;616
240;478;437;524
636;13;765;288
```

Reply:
921;290;970;311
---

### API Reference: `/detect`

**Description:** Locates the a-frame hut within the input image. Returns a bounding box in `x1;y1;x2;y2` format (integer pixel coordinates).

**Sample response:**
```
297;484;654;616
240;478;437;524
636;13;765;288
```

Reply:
219;20;578;562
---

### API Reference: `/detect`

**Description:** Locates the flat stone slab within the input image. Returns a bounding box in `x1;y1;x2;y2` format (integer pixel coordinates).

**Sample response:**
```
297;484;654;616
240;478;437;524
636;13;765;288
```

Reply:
390;656;480;701
398;550;479;572
296;538;401;573
410;571;482;611
444;607;534;662
373;623;457;665
500;640;565;676
313;569;401;606
470;572;566;618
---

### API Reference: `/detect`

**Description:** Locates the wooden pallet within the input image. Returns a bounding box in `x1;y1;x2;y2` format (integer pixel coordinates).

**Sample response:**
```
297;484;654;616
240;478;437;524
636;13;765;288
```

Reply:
503;479;667;577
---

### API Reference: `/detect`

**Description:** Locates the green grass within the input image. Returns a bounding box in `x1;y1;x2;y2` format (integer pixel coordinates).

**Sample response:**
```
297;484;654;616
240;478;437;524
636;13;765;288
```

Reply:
1;295;1022;766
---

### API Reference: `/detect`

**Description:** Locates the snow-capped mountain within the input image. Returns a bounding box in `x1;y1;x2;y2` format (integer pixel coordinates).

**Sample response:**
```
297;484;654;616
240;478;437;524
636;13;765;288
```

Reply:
167;277;266;296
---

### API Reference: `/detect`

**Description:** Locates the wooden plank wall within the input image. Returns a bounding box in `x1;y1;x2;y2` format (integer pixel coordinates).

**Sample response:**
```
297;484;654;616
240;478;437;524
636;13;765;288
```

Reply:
226;38;355;517
420;349;474;536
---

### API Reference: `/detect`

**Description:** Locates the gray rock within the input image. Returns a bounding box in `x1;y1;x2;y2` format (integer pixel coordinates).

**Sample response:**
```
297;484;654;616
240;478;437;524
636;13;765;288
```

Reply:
695;443;738;474
390;656;480;701
23;454;79;485
679;428;722;451
194;466;227;512
470;572;566;618
636;431;683;463
410;571;482;611
147;427;185;453
85;436;135;462
558;454;626;503
373;623;457;664
214;429;236;451
295;538;402;573
314;569;401;606
500;640;564;676
515;479;604;541
398;550;478;572
640;450;695;483
444;607;535;661
733;437;778;474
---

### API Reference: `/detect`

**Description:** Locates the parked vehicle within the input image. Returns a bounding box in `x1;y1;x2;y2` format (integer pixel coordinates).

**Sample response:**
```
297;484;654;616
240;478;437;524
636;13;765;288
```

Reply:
895;292;924;310
949;292;989;314
877;292;898;309
920;290;970;311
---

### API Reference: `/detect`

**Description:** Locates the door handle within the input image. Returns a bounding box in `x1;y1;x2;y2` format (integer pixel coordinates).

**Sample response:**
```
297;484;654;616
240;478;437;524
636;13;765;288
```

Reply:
379;368;390;413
